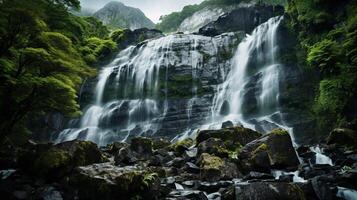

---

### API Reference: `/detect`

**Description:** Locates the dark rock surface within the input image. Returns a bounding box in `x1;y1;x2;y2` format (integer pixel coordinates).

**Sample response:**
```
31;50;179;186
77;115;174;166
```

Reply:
199;4;284;36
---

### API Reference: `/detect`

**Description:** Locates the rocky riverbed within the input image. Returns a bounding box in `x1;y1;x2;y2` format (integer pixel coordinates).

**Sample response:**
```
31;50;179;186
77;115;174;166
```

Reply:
1;124;356;199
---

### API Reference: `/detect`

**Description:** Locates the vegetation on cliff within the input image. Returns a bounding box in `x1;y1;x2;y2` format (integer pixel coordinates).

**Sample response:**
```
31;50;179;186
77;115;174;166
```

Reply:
286;0;357;133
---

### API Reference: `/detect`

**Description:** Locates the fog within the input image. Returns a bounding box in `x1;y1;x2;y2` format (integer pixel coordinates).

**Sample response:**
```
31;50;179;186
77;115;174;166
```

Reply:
80;0;205;23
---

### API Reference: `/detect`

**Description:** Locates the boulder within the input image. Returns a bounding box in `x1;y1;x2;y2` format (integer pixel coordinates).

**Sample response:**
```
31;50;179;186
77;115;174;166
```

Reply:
18;140;106;180
221;121;234;129
239;129;299;172
327;128;357;149
69;163;160;200
197;138;229;157
170;138;194;156
130;137;153;159
234;182;306;200
114;146;138;166
197;153;239;182
196;126;261;150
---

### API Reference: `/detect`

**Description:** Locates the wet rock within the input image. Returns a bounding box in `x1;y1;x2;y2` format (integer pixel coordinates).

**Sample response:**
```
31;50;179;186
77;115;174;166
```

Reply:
69;163;160;200
168;190;208;200
114;146;138;166
130;137;153;159
199;4;284;36
18;140;106;180
55;140;107;166
36;186;63;200
327;128;357;149
166;157;185;168
170;138;194;156
197;138;229;157
198;153;239;182
243;171;275;181
239;129;299;172
104;142;129;155
222;121;234;129
234;182;305;200
185;147;198;159
197;126;261;150
198;181;234;193
185;162;200;174
311;175;337;200
152;138;171;150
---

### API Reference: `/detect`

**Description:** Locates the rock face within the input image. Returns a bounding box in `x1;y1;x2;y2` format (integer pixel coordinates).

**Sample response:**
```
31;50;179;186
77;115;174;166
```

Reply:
199;4;284;36
93;1;155;29
178;5;238;33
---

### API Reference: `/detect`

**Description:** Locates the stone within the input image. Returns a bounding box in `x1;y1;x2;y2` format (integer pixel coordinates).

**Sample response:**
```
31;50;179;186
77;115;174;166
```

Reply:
199;4;284;36
198;153;239;182
130;137;153;159
105;142;129;155
185;162;200;174
327;128;357;149
69;163;160;200
243;171;275;181
234;182;305;200
221;121;234;129
170;138;194;156
114;146;138;166
239;129;299;172
197;138;229;157
196;126;261;150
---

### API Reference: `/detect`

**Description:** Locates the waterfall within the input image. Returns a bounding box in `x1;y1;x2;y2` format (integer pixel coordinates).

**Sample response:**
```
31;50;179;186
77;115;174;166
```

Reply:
55;33;234;146
55;16;297;146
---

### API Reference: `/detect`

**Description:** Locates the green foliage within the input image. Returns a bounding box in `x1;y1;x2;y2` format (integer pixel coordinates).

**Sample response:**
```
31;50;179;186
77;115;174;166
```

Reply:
0;0;113;142
80;37;116;64
287;0;357;133
307;39;341;76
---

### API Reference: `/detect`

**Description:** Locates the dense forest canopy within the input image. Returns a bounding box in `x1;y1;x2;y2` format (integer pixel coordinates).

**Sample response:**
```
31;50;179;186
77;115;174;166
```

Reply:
0;0;117;142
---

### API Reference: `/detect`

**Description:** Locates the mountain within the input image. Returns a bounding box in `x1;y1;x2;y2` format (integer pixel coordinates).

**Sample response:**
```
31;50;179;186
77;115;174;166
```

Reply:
93;1;155;30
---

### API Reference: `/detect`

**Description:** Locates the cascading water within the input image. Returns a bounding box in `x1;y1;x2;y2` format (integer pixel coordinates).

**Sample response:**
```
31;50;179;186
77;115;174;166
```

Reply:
310;146;334;166
55;33;236;146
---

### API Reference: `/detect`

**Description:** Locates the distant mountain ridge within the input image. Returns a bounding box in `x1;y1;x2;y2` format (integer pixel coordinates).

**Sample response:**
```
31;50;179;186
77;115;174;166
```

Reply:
93;1;155;30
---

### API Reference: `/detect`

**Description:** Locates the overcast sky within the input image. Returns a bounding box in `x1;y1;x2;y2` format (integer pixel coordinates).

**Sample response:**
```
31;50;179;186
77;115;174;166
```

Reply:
80;0;205;23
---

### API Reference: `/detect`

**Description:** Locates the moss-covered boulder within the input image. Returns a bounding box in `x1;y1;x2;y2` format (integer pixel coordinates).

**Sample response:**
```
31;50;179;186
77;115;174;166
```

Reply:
56;140;107;166
196;126;261;150
327;128;357;149
18;140;107;180
69;163;161;200
239;129;299;172
197;138;230;158
197;153;239;182
170;138;194;156
33;148;72;178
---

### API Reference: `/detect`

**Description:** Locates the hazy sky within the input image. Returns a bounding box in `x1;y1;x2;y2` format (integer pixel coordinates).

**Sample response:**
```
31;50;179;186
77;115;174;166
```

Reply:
80;0;205;23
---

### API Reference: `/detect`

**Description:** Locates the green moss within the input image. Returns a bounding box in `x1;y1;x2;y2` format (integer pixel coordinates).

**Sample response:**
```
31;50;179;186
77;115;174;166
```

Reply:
270;129;289;136
252;143;268;156
170;138;194;154
200;153;224;170
33;148;71;176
